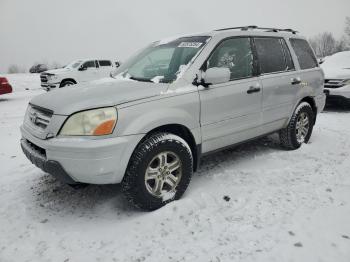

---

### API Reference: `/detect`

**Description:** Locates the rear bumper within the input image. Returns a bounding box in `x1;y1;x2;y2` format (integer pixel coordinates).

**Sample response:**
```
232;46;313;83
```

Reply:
0;84;12;95
315;93;326;113
20;125;144;184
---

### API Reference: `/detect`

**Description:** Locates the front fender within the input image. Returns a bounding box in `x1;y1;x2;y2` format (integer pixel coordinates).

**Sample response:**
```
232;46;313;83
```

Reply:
115;93;201;143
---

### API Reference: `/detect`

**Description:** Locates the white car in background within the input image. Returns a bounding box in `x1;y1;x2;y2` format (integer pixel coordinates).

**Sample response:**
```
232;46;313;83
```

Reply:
321;51;350;106
40;59;117;91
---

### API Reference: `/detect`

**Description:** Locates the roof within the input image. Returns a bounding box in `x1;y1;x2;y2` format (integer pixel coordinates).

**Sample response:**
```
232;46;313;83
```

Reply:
161;26;304;40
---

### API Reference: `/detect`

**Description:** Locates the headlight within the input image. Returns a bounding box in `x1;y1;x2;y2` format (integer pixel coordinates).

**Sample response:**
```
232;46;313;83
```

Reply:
47;74;58;81
60;107;117;136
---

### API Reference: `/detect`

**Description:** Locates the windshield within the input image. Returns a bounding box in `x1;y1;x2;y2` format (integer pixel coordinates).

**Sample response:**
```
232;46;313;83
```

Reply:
322;51;350;69
65;60;83;69
111;36;210;83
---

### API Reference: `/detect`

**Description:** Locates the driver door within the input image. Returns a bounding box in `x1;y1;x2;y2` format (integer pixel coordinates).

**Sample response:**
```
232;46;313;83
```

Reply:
78;60;99;82
199;37;263;153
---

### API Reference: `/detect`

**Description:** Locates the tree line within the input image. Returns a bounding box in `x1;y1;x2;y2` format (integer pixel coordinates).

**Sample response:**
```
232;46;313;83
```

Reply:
309;17;350;58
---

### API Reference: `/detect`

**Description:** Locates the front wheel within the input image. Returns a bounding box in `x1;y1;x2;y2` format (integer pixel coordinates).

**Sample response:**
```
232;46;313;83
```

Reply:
122;133;193;210
279;102;315;150
60;80;75;87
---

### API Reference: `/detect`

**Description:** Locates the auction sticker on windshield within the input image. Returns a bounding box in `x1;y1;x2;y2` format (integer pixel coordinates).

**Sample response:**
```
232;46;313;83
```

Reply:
178;42;202;48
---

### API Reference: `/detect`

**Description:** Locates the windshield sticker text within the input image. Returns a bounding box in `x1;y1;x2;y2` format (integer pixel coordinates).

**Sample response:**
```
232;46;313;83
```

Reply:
178;42;202;48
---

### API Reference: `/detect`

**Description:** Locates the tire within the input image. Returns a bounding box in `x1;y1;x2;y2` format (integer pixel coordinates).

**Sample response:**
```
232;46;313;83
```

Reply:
121;132;193;211
60;80;75;87
279;102;315;150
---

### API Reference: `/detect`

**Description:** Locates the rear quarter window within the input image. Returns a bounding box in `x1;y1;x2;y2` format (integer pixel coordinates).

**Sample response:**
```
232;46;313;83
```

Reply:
290;39;318;70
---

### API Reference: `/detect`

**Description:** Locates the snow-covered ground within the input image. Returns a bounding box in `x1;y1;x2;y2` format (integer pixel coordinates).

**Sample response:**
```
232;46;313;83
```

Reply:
0;74;349;262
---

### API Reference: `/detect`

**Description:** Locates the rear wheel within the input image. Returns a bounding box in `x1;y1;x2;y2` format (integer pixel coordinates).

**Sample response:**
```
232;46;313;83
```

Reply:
279;102;314;150
122;132;193;211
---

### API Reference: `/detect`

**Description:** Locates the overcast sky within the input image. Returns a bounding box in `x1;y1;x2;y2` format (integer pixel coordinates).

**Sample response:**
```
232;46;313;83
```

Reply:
0;0;349;73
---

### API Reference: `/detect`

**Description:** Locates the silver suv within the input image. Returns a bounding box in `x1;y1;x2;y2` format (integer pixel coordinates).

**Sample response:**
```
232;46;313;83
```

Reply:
20;26;326;210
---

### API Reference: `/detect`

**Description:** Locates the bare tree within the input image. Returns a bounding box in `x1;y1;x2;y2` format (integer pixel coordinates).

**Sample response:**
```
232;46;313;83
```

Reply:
7;64;22;74
335;37;350;53
344;16;350;48
345;16;350;40
309;32;337;57
7;64;26;74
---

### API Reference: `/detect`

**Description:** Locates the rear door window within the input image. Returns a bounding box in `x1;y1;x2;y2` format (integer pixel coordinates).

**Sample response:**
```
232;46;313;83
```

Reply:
254;37;287;74
82;60;96;68
290;38;318;70
99;60;112;67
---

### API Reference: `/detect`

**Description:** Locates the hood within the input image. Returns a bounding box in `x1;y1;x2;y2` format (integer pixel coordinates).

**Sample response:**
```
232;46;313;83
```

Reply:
30;77;166;115
321;66;350;80
42;68;72;75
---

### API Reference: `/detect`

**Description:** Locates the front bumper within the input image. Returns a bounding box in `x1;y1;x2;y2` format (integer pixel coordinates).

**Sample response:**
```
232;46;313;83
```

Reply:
41;82;60;91
20;125;144;184
21;139;76;184
324;85;350;105
324;85;350;99
325;93;350;105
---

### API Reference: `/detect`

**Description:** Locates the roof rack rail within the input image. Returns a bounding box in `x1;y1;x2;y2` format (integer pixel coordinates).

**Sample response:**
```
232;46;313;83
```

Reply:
214;26;298;34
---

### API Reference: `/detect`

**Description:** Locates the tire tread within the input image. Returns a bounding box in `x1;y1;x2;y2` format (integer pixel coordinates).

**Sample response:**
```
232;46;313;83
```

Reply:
122;132;193;210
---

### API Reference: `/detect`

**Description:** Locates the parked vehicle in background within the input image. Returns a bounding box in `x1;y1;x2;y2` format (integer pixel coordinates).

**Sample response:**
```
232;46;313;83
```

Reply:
40;59;116;91
0;77;13;95
29;64;48;73
321;51;350;107
21;26;325;210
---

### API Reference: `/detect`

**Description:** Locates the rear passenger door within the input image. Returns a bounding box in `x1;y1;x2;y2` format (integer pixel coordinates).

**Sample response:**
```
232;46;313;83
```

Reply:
97;60;113;78
289;38;322;103
254;37;298;133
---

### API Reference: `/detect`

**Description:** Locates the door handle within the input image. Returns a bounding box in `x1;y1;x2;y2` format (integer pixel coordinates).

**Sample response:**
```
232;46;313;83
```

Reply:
247;86;261;94
291;77;301;85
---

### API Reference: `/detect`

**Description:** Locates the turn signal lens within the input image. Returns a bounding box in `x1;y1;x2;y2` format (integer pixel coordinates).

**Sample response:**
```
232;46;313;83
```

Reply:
93;119;116;135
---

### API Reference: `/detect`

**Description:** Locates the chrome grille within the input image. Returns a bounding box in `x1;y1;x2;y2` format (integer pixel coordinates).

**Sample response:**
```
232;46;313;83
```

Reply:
324;79;344;89
40;74;48;83
27;105;53;130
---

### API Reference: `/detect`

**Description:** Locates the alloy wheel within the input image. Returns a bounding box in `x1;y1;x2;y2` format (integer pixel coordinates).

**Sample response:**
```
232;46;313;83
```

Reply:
144;151;182;198
295;112;310;143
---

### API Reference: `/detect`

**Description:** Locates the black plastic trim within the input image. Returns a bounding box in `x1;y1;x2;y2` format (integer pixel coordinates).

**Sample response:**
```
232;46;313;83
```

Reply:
21;139;77;184
325;94;350;105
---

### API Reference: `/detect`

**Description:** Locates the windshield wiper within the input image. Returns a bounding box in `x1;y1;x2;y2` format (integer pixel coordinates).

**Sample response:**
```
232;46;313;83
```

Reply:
129;76;153;83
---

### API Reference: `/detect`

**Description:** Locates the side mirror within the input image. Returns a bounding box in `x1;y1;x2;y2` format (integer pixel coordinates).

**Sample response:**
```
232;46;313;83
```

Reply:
79;65;87;71
202;67;230;86
115;61;121;68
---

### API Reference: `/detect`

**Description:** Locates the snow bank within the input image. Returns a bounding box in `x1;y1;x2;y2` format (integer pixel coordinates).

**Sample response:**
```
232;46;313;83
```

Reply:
2;73;41;92
0;76;349;262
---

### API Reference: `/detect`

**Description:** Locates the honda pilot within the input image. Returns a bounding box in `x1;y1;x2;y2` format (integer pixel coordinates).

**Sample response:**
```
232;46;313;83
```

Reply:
21;26;325;210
